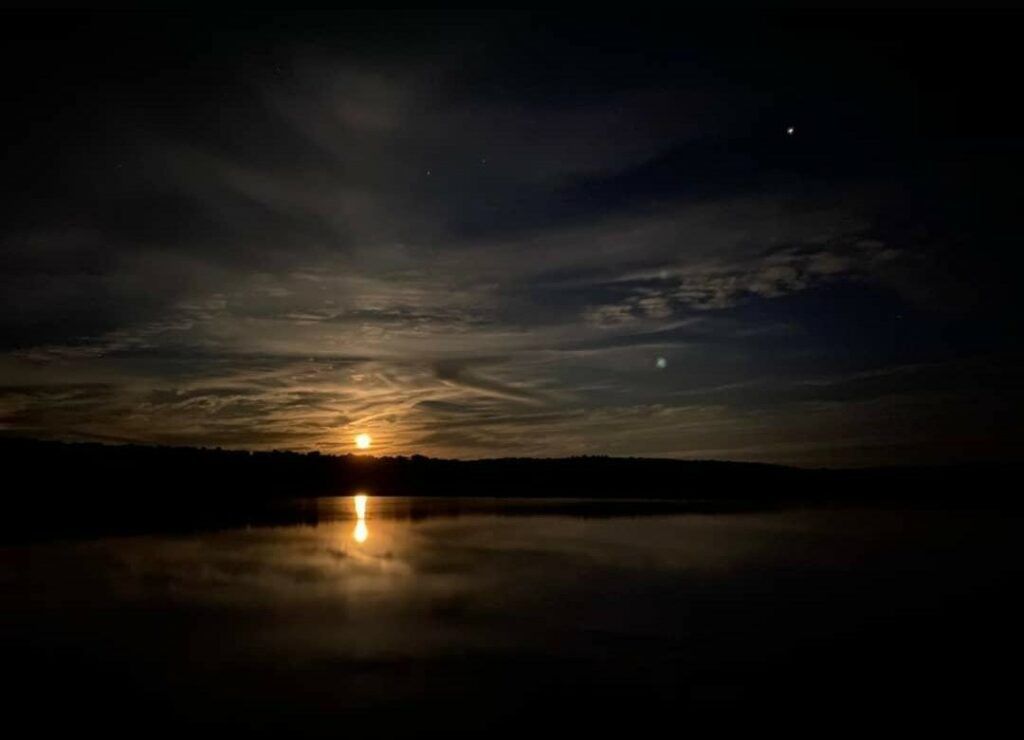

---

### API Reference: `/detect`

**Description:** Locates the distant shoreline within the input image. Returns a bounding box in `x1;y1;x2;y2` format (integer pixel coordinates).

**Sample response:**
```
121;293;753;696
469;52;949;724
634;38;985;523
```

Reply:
2;437;1020;543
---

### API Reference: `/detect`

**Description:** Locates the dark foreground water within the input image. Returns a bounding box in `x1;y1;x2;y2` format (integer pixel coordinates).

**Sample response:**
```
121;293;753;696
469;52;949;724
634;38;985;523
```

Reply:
3;497;1021;734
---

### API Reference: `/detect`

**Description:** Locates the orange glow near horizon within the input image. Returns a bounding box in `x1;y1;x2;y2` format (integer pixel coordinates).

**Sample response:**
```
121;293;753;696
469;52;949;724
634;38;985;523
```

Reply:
355;433;372;450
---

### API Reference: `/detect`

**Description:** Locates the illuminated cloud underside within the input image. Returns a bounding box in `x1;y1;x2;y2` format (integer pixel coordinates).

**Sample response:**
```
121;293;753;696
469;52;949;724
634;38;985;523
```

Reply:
1;15;1021;466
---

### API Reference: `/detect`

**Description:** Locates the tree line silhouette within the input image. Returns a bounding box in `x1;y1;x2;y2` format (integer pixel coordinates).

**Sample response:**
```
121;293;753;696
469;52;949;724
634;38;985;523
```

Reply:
1;437;1017;541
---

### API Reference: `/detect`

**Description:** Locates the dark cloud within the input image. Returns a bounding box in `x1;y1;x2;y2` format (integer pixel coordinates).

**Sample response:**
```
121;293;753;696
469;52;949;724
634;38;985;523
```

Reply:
1;11;1021;464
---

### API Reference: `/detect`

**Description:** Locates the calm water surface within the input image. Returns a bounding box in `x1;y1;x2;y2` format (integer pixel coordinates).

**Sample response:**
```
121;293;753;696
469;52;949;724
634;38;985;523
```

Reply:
3;496;1021;734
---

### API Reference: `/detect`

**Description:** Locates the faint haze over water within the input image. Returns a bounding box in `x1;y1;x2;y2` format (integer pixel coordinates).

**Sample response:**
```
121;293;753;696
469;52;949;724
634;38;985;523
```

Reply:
3;495;1020;732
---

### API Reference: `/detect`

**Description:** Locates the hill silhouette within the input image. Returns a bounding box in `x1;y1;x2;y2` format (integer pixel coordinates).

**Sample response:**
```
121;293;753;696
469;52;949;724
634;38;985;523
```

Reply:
1;437;1018;541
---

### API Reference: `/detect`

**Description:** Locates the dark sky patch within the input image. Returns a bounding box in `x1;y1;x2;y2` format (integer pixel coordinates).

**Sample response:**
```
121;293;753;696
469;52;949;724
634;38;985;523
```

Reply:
1;11;1021;464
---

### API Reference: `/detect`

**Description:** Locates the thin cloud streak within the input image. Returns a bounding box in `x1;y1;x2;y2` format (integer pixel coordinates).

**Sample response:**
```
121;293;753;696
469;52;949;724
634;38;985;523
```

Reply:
1;15;1020;464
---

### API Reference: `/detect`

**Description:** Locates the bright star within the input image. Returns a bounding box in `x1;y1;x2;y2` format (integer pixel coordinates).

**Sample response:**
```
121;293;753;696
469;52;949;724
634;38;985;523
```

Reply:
355;433;372;450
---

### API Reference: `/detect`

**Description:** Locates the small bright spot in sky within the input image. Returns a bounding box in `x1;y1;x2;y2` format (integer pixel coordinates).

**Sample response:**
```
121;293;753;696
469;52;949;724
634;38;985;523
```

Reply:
355;433;372;450
787;126;795;135
656;357;668;369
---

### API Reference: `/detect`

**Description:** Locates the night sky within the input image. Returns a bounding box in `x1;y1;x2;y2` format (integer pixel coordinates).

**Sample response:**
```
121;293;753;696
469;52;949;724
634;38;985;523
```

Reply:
2;11;1021;465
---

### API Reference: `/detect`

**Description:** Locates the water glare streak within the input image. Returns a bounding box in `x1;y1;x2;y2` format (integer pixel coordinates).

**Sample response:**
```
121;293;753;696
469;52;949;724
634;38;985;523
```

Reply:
353;493;369;543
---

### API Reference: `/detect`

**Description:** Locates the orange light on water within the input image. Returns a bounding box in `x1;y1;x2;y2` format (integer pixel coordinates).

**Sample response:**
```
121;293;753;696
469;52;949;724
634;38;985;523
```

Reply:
353;493;369;543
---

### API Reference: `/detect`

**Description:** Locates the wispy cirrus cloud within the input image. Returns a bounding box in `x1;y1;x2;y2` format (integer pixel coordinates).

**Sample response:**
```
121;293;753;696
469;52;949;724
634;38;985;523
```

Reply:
1;16;1019;465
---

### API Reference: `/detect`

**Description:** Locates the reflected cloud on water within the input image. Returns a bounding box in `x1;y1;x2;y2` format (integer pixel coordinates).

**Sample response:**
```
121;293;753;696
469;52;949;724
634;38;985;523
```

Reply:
2;497;1016;732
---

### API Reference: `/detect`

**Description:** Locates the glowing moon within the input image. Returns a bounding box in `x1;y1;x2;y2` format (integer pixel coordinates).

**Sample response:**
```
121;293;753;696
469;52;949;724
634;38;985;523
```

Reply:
355;433;372;450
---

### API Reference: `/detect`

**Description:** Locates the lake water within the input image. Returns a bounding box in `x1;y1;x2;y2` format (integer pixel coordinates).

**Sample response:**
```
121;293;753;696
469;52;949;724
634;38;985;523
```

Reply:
3;496;1021;734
